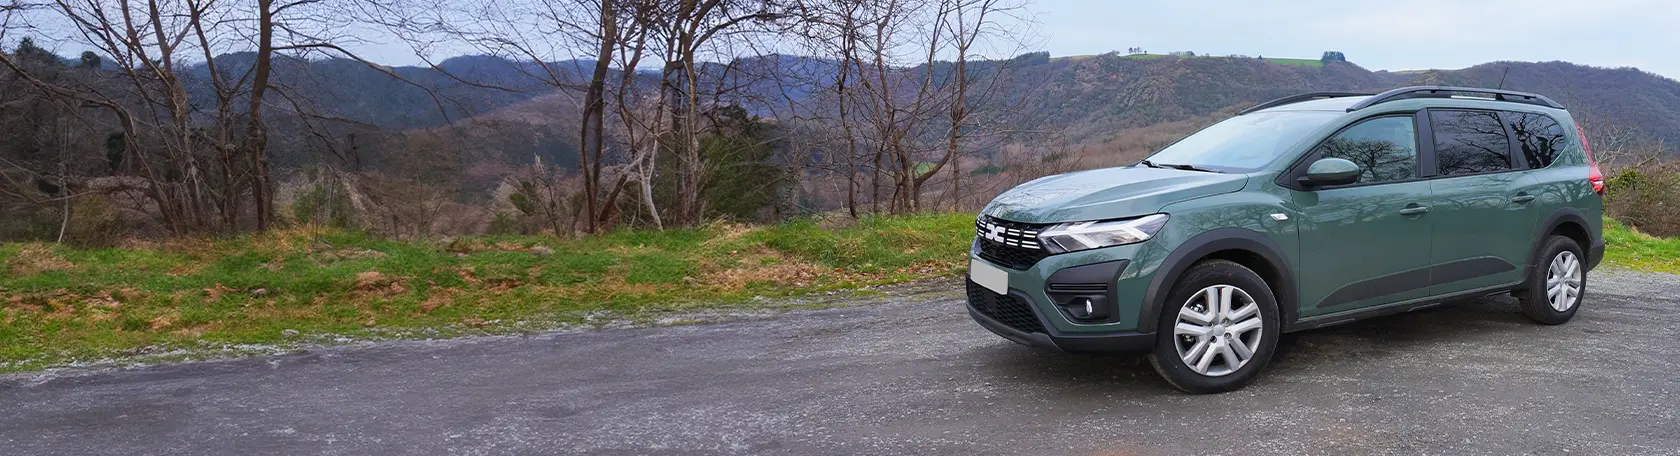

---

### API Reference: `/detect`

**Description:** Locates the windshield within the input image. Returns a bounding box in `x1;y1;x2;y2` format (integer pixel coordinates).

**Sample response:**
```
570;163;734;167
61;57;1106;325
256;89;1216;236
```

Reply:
1145;111;1342;172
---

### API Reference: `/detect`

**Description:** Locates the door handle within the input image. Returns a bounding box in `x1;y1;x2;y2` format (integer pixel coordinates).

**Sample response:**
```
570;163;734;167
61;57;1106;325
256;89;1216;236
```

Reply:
1398;205;1430;216
1511;194;1536;204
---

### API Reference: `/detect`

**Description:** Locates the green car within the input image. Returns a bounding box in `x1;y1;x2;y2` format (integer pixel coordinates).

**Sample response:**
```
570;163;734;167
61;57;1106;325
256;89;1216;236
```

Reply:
967;86;1606;393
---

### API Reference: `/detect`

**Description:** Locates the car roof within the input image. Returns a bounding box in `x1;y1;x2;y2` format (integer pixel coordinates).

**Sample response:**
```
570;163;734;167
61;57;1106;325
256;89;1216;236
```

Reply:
1252;87;1568;115
1261;96;1370;112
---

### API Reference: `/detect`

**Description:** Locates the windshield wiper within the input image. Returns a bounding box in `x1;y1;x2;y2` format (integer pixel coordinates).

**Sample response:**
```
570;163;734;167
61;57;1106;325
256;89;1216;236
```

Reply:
1148;161;1222;173
1138;160;1163;169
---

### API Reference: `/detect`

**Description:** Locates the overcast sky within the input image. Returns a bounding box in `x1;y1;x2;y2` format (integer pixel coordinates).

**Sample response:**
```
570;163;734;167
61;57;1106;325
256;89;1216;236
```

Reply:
1034;0;1680;80
24;0;1671;80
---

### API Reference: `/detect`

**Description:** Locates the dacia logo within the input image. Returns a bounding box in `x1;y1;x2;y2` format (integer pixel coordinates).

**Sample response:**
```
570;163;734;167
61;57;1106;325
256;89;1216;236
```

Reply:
982;221;1007;243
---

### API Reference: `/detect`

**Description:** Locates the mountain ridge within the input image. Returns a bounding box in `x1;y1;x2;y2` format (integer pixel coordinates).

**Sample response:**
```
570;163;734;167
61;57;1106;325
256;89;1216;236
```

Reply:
169;51;1680;181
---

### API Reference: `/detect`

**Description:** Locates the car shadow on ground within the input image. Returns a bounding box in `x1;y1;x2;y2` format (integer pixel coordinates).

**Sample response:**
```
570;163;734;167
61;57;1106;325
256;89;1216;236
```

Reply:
965;295;1540;393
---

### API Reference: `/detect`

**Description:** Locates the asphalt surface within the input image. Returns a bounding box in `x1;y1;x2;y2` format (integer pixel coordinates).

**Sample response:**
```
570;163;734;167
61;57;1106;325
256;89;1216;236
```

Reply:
3;270;1678;455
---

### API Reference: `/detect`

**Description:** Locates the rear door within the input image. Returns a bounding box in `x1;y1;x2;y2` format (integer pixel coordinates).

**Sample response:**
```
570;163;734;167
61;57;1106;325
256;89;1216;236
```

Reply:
1424;109;1541;296
1289;114;1435;317
1503;109;1580;271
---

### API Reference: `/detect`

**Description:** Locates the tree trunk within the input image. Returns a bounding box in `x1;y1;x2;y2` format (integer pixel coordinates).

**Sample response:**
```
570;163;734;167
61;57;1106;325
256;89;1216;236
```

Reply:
247;0;276;230
577;0;617;233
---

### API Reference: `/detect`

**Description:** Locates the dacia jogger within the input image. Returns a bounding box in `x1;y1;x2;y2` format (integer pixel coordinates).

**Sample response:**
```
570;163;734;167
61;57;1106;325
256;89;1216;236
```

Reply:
966;86;1606;393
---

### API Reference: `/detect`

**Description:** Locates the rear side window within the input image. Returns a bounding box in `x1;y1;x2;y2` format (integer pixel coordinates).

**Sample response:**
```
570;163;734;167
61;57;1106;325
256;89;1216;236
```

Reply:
1505;111;1568;169
1308;116;1418;184
1430;110;1513;175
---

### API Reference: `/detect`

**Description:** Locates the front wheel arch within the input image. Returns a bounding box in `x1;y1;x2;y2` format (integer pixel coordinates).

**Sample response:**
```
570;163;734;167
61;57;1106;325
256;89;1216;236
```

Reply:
1140;228;1297;333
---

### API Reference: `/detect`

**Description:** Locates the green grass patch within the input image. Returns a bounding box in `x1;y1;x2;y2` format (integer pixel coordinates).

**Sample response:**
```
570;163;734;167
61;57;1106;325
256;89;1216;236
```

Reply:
1259;57;1324;67
7;212;1666;371
1601;219;1680;274
1117;53;1173;60
0;213;978;371
1113;53;1325;67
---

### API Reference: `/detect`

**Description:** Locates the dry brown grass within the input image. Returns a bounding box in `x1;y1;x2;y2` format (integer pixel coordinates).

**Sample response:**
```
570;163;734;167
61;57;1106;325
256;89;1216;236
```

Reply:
123;235;220;264
313;247;387;261
700;221;762;246
7;245;74;275
148;313;177;330
202;284;235;302
699;249;826;290
352;271;408;297
418;288;460;313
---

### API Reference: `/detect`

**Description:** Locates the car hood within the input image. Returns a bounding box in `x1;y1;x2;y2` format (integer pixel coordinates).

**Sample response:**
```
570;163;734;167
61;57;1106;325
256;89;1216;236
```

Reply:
981;166;1249;223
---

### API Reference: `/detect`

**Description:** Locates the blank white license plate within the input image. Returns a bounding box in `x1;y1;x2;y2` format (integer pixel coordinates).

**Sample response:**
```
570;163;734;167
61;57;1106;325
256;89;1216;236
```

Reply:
970;259;1009;295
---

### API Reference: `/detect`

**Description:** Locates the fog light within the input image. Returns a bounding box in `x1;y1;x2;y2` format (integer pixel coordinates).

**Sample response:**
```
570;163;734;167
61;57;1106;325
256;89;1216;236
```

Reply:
1062;297;1109;321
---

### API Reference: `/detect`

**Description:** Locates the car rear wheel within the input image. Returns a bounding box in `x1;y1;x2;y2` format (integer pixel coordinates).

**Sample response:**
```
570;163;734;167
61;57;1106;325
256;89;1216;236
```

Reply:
1147;259;1280;394
1517;235;1585;325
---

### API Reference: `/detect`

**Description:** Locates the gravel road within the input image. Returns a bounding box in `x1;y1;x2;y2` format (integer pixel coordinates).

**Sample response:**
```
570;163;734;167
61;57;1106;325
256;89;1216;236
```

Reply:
3;270;1678;455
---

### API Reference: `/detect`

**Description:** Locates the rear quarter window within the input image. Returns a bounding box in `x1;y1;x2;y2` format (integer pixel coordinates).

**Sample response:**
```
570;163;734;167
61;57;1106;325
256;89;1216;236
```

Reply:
1504;111;1569;169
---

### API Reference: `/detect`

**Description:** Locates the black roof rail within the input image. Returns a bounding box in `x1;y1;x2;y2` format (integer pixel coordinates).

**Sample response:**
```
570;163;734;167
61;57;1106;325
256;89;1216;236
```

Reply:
1346;86;1566;112
1238;92;1373;115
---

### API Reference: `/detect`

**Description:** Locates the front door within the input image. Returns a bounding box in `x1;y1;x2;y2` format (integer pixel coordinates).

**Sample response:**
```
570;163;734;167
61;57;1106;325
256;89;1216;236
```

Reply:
1290;114;1435;317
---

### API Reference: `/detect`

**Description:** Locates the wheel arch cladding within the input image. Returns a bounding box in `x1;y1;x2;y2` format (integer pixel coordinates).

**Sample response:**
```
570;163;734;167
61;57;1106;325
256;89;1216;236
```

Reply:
1535;208;1593;270
1140;228;1297;333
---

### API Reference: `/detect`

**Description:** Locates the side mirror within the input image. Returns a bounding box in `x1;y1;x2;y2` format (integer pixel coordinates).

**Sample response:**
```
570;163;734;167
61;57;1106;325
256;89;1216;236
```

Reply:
1300;157;1361;187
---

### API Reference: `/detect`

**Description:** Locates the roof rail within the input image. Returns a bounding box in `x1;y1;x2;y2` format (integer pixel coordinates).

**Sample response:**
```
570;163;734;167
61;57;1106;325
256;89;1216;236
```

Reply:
1238;92;1373;115
1346;86;1566;112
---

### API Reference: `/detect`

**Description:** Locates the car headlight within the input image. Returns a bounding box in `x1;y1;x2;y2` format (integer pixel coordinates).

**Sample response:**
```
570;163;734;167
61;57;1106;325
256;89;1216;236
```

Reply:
1039;214;1169;253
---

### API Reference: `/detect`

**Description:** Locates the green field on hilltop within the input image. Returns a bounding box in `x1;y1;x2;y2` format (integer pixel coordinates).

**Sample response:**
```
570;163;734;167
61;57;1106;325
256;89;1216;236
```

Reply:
1100;53;1327;67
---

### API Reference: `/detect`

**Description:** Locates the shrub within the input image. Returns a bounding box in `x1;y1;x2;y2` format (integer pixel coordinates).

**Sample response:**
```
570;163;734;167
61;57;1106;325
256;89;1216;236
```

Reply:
63;194;125;247
1605;165;1680;237
292;179;355;229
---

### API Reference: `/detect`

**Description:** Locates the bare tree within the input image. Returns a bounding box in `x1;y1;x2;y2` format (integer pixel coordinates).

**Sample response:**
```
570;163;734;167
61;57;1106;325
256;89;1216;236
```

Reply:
644;0;782;226
607;1;664;229
796;0;1027;214
0;0;381;235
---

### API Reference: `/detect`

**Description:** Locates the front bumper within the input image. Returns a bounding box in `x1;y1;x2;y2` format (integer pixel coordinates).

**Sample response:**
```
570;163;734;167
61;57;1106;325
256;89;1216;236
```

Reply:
966;287;1154;353
974;291;1155;355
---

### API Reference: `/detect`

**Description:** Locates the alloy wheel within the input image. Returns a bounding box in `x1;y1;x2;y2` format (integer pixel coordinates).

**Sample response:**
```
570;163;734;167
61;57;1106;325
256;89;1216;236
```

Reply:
1172;285;1263;377
1547;251;1583;312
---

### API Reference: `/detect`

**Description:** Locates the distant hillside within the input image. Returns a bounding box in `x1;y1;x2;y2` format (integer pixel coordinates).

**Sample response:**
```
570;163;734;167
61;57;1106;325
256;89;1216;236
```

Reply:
207;52;1680;182
1402;61;1680;144
994;54;1680;147
184;53;592;130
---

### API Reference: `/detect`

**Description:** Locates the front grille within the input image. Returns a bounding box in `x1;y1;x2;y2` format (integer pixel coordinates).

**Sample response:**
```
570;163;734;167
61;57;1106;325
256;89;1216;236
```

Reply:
975;216;1053;270
966;280;1045;334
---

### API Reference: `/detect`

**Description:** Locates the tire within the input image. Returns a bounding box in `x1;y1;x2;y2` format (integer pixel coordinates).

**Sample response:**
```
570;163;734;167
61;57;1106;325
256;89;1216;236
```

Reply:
1517;235;1586;325
1146;259;1281;394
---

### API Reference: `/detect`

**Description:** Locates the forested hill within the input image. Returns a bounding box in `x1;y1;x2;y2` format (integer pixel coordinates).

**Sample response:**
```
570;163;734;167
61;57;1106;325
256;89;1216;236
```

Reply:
161;51;1680;176
993;54;1680;147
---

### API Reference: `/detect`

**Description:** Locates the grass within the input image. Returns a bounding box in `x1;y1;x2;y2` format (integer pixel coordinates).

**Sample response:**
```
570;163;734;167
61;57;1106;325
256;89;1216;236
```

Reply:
1112;53;1326;68
1600;219;1680;274
0;213;976;371
3;212;1674;372
1257;57;1324;67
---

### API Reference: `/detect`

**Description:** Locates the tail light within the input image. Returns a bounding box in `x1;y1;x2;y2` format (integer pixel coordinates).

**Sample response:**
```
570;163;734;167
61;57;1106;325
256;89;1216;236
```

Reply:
1576;124;1605;195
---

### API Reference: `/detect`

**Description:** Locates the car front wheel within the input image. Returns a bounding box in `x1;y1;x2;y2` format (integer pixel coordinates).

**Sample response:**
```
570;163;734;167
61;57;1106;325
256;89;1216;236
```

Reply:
1147;259;1281;394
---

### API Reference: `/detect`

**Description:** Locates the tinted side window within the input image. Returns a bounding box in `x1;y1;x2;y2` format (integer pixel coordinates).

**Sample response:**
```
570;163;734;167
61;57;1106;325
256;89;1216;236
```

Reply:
1431;110;1513;175
1309;116;1417;184
1505;111;1568;169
